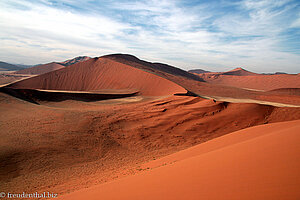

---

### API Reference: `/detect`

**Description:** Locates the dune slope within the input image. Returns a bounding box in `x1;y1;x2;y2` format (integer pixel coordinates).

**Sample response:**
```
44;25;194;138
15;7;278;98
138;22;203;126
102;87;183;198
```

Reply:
61;119;300;200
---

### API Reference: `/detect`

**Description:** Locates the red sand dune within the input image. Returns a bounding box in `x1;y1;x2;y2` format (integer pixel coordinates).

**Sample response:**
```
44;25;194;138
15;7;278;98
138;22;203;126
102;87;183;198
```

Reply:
196;67;258;77
14;62;64;75
198;73;300;91
14;56;91;75
61;119;300;200
101;55;300;105
8;58;186;96
221;67;258;76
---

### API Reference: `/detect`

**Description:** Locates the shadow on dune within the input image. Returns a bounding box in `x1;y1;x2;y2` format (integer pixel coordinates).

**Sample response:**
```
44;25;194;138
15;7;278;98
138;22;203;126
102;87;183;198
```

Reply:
0;87;139;104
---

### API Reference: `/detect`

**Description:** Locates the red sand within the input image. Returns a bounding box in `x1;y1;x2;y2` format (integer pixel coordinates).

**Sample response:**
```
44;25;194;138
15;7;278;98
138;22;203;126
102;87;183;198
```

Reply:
1;92;299;196
8;58;186;96
199;73;300;91
103;54;300;105
220;67;259;76
61;119;300;200
1;55;300;199
14;62;64;75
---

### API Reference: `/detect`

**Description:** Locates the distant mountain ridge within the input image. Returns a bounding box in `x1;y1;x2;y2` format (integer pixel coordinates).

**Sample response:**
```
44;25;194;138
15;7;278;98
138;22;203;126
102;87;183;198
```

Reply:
0;61;24;71
60;56;90;66
188;69;210;74
14;56;91;75
14;62;65;75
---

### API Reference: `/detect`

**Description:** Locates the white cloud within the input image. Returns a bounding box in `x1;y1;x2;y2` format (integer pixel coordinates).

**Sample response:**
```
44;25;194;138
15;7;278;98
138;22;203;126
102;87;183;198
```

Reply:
0;0;299;73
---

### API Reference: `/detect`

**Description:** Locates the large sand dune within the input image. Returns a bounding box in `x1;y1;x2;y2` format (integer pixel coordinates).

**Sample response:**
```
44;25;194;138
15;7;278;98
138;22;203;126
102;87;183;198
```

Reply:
7;58;186;96
61;119;300;200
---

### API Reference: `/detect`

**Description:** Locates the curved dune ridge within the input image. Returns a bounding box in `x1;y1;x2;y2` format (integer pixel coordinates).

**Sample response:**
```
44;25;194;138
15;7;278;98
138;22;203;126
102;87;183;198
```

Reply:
14;62;64;75
7;58;186;96
60;119;300;200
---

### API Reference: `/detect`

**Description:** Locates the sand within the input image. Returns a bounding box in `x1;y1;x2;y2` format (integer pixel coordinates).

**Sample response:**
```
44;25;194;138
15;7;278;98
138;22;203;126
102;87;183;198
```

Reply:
61;119;300;200
1;54;300;200
8;58;186;96
199;74;300;91
14;62;64;75
1;92;300;196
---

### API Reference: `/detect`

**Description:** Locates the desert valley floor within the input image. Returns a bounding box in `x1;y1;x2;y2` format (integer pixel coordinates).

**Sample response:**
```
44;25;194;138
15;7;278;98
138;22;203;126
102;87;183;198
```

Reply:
0;54;299;199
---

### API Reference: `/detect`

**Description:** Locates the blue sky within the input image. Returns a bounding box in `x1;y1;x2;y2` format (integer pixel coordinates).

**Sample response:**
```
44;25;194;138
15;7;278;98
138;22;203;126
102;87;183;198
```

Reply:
0;0;299;73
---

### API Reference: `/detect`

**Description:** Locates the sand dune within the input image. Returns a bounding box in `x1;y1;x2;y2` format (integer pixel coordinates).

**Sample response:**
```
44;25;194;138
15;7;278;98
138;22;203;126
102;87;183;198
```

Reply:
199;73;300;91
101;55;300;106
1;54;300;200
14;62;64;75
61;119;300;200
1;92;300;196
103;54;203;82
14;56;91;75
7;58;186;96
221;67;258;76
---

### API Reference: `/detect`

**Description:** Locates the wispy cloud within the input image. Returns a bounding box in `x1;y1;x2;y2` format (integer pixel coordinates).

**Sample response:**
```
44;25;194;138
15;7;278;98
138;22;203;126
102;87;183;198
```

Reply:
0;0;299;73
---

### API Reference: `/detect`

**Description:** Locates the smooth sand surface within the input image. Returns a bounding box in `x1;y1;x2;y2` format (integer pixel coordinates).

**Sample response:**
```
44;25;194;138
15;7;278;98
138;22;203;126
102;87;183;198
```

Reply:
61;120;300;200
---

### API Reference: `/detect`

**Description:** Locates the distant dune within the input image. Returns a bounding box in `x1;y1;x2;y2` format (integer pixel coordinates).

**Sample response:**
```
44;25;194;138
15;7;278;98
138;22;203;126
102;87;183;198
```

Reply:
8;57;186;96
61;119;300;200
221;67;258;76
193;67;300;91
14;62;64;75
14;56;91;75
200;73;300;91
